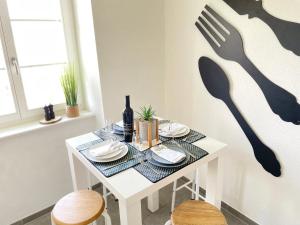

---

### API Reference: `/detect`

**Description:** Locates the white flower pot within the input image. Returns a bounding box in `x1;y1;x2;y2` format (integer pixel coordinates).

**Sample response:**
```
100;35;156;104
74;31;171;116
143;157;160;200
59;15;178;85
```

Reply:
138;119;157;142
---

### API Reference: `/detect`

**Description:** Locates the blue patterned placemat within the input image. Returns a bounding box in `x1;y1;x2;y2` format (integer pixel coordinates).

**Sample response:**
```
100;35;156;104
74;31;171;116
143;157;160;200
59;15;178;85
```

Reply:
134;140;208;183
76;128;208;181
94;129;125;142
76;138;103;151
79;144;144;177
159;129;206;143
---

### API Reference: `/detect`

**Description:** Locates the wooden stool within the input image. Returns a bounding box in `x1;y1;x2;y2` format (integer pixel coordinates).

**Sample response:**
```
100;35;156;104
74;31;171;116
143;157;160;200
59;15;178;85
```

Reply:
51;190;111;225
165;200;227;225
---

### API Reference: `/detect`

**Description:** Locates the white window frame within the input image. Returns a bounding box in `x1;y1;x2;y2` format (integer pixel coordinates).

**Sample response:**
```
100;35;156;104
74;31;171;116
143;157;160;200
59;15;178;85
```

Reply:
0;0;81;127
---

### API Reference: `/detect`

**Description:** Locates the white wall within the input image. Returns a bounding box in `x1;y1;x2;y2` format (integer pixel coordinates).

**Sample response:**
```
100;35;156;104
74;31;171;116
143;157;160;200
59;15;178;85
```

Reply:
1;1;166;224
72;0;105;127
0;116;97;225
2;1;299;224
0;2;106;223
164;0;300;224
92;0;166;121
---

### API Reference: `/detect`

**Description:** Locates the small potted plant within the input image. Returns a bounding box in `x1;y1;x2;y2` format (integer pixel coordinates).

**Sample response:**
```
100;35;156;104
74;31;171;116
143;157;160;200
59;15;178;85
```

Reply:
136;105;158;145
60;65;79;118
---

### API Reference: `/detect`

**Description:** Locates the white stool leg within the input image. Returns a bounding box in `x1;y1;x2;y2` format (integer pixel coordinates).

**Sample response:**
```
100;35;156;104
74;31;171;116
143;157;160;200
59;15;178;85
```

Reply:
103;185;108;208
171;180;177;212
195;168;200;200
164;220;172;225
191;171;196;199
51;214;55;225
87;171;92;190
102;210;112;225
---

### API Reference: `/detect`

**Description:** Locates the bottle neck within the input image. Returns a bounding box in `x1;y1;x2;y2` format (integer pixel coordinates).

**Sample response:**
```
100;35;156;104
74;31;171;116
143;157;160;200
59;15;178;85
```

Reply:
125;96;130;108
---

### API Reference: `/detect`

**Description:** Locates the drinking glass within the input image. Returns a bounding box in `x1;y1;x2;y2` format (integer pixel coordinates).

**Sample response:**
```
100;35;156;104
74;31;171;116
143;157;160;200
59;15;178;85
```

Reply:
100;119;113;140
104;119;113;132
168;120;176;144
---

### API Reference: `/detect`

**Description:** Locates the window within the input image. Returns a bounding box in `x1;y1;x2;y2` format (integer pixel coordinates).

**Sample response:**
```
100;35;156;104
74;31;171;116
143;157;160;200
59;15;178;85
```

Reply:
0;34;16;116
0;0;78;124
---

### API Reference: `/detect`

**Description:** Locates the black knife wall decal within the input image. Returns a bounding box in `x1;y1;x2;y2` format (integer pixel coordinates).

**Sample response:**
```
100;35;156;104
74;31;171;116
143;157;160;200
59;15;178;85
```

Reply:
195;5;300;125
224;0;300;56
198;56;281;177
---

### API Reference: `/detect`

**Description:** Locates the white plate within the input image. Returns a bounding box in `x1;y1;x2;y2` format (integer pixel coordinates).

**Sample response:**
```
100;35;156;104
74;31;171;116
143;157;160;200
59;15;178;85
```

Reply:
88;140;124;159
159;123;190;138
97;147;125;159
86;145;129;163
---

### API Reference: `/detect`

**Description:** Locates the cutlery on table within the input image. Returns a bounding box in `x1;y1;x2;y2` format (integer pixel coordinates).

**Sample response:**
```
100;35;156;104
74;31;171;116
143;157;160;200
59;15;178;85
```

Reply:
103;155;142;171
195;5;300;125
182;134;198;142
139;158;161;175
183;149;197;159
223;0;300;56
198;56;281;177
103;155;161;175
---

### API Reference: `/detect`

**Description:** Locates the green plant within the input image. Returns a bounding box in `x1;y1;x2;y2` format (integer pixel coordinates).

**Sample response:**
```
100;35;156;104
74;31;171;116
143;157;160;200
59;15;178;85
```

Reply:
60;65;78;106
137;105;155;121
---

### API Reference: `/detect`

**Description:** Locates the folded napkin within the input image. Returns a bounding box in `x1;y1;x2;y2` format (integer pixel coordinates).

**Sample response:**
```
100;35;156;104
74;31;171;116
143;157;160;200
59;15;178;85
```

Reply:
160;123;187;136
151;145;186;163
89;141;125;158
113;123;124;132
115;120;124;128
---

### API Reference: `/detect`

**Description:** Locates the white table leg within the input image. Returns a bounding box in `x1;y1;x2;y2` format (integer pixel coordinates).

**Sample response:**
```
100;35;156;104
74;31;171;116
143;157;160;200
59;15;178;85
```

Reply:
68;148;90;191
206;157;223;209
119;199;142;225
147;191;159;212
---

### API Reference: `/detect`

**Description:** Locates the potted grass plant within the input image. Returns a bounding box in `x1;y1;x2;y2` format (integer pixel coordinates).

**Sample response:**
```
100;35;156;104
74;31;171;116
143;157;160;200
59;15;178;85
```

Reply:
136;105;158;143
60;65;79;118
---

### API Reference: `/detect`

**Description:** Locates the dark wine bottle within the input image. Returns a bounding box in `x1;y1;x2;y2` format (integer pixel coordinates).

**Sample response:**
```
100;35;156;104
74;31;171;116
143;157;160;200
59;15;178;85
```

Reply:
123;95;134;142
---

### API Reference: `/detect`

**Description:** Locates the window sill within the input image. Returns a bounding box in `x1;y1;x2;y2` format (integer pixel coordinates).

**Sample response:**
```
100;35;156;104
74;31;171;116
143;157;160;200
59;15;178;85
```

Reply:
0;111;95;140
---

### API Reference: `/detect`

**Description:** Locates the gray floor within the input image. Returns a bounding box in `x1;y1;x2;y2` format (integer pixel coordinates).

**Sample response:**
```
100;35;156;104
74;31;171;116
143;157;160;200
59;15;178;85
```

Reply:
25;179;247;225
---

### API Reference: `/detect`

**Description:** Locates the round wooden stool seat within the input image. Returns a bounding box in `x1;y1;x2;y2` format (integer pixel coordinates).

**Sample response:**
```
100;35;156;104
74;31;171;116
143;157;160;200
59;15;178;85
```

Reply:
171;200;227;225
51;190;105;225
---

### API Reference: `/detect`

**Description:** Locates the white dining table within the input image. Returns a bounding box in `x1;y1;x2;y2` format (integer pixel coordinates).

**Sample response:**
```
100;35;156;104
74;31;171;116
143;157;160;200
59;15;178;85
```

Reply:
66;132;226;225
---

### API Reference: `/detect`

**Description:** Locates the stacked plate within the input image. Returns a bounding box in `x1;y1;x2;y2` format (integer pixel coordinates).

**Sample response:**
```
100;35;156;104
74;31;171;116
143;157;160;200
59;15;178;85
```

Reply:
85;140;128;163
159;122;190;138
112;123;124;135
148;144;190;168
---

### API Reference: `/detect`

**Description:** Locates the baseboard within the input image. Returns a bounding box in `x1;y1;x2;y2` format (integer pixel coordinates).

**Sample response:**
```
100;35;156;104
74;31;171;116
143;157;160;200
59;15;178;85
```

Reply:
181;176;259;225
10;205;54;225
11;181;259;225
10;183;102;225
221;202;259;225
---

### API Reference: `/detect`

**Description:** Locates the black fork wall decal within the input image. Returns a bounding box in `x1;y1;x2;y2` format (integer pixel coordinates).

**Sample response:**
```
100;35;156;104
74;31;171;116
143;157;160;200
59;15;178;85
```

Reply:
195;5;300;125
198;56;281;177
223;0;300;56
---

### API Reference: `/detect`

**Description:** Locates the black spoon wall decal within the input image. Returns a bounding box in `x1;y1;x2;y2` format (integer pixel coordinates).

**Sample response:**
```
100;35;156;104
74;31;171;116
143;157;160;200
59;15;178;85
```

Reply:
195;5;300;125
223;0;300;56
198;56;281;177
